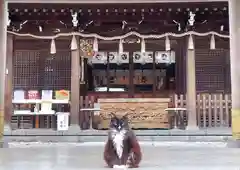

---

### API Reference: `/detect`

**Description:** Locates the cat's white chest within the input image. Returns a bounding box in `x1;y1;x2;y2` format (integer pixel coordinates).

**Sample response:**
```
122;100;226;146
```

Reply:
112;130;126;159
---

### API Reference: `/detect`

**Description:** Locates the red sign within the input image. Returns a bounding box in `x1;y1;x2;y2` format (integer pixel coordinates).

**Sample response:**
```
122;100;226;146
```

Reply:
28;90;40;99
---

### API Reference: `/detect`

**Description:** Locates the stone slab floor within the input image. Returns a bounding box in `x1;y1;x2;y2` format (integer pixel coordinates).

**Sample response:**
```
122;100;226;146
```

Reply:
0;142;240;170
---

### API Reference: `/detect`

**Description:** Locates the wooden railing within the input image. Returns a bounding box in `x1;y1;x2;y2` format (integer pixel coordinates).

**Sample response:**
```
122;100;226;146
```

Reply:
174;93;232;128
10;93;232;129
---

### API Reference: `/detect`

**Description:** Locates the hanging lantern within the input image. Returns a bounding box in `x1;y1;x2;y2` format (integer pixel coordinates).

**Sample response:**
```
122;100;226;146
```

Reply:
141;38;146;53
71;35;78;50
165;36;171;51
210;34;216;50
188;34;194;50
119;39;123;53
93;37;98;52
50;39;56;54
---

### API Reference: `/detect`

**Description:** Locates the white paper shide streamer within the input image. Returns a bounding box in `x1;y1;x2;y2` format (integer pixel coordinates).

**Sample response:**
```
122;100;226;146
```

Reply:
210;34;216;50
50;39;56;54
93;37;98;52
71;35;78;50
119;39;123;54
188;34;194;50
141;38;146;53
165;36;171;51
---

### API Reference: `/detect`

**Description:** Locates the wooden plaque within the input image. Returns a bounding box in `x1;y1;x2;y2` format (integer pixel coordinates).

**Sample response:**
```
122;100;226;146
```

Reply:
97;98;170;129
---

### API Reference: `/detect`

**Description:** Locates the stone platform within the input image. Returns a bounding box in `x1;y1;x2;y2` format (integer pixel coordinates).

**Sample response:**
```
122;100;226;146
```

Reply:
2;142;240;170
3;128;232;143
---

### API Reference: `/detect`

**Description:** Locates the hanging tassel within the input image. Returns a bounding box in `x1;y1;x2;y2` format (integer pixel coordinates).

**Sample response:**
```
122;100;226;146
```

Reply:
71;35;78;50
93;37;98;52
165;36;171;51
119;39;123;53
210;34;216;50
188;34;194;50
50;39;56;54
141;38;146;53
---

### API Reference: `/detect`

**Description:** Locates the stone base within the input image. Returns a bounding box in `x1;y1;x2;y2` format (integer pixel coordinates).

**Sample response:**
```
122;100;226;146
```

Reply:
0;138;9;148
186;125;199;131
66;124;81;135
4;124;12;135
227;138;240;148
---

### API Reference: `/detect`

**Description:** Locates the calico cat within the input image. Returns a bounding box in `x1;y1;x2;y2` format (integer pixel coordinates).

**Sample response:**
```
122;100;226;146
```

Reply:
103;113;142;168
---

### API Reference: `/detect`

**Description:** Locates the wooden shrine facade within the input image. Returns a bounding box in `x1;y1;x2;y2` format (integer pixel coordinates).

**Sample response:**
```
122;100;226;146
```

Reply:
1;1;231;129
7;2;230;94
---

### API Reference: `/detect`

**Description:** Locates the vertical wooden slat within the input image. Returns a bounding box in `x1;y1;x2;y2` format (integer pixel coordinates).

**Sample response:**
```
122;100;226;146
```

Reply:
196;94;201;127
79;96;83;129
213;94;218;127
219;94;223;126
225;94;230;127
84;96;89;129
208;94;212;127
202;94;206;128
174;94;178;108
180;94;184;108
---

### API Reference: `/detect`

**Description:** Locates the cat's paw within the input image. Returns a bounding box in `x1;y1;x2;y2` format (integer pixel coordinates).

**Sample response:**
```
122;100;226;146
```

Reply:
113;165;127;169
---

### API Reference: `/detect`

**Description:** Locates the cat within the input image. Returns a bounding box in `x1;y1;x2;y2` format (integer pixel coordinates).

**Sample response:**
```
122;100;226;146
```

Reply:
103;113;142;168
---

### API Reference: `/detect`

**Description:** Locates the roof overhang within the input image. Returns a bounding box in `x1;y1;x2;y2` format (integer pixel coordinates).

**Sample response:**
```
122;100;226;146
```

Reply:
7;0;228;4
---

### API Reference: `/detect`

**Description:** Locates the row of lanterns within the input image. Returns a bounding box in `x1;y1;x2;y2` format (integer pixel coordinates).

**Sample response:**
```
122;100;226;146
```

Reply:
49;34;216;55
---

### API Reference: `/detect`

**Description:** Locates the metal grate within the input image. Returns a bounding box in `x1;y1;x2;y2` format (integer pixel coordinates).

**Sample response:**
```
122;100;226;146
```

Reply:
195;49;229;92
13;50;71;90
13;50;40;89
39;50;71;90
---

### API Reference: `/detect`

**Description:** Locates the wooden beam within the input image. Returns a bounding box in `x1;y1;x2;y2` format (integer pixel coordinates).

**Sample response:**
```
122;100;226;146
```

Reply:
0;0;7;143
4;34;13;126
6;0;228;4
70;40;80;126
186;36;197;129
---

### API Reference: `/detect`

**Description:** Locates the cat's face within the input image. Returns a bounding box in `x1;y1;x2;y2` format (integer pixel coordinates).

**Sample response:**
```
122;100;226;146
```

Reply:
109;114;129;132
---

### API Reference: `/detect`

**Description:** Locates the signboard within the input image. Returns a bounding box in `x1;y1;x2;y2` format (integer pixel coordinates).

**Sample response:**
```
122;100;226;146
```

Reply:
28;90;40;99
56;112;69;131
88;51;175;64
155;51;175;64
55;90;70;100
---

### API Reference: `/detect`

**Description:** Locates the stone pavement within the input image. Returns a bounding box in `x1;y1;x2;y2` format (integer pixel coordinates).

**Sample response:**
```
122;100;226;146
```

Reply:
1;142;240;170
3;128;232;142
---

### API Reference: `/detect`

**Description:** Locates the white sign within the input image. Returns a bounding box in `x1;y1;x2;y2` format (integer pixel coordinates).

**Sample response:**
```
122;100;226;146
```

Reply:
133;52;144;64
118;52;129;64
56;112;70;131
89;52;107;64
155;51;175;64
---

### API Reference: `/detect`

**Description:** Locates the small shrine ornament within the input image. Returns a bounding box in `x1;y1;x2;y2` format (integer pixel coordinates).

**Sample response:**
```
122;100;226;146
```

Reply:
80;39;95;57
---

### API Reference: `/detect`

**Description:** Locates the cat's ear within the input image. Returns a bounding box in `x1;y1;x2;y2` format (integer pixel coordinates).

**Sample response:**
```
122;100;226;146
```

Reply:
122;113;129;121
110;112;117;118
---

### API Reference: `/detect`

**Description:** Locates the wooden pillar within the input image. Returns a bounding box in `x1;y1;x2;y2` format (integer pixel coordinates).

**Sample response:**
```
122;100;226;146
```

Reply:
70;37;80;130
229;0;240;142
0;0;7;143
186;35;198;129
4;34;13;129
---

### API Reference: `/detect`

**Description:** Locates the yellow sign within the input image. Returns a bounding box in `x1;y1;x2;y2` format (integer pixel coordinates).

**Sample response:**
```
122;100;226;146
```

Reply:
232;109;240;139
55;90;70;100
